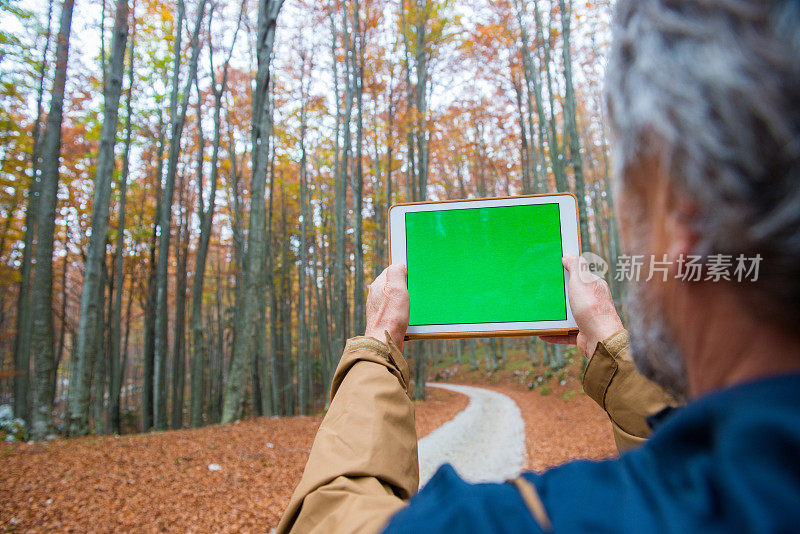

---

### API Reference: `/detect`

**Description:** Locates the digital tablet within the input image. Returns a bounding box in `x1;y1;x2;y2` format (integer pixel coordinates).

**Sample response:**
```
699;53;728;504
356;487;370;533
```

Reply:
389;194;581;340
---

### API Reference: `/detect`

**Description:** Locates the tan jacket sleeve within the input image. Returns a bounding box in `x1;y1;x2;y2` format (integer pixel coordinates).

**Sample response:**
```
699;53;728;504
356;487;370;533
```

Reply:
582;329;678;452
275;333;418;534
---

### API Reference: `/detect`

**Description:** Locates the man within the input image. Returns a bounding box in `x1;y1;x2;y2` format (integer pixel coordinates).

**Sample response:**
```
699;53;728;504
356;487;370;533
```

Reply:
278;0;800;531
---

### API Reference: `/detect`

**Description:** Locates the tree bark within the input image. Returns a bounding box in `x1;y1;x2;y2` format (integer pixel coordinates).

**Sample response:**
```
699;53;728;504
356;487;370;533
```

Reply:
189;9;240;426
333;0;354;358
414;1;429;203
29;0;77;440
326;0;344;375
400;1;417;202
372;69;394;278
90;252;110;433
515;0;557;192
311;191;331;397
534;0;567;191
558;0;590;249
141;116;164;432
221;0;284;423
14;0;54;424
267;133;281;414
279;191;294;413
297;53;310;415
170;184;190;430
153;0;207;430
109;18;135;434
413;0;431;401
351;0;365;336
66;0;129;437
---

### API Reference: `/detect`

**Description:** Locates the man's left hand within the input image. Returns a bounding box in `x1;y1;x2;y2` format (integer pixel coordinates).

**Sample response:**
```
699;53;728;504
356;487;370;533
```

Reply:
365;264;410;350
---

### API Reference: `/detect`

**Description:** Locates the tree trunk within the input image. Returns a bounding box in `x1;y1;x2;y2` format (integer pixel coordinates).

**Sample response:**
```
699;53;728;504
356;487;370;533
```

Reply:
414;4;429;203
400;2;417;202
190;11;240;425
66;0;129;436
333;0;354;361
14;0;54;424
558;0;590;249
297;53;310;415
170;195;189;430
372;69;394;277
327;0;344;374
311;198;331;397
90;254;110;433
267;115;281;415
468;339;477;370
411;1;431;401
142;111;165;432
258;100;276;417
29;0;77;440
316;204;334;395
119;275;134;422
109;22;135;434
487;338;497;371
221;0;284;423
534;0;567;191
153;0;207;430
515;0;557;193
279;189;294;414
53;235;69;401
351;0;365;336
512;73;532;194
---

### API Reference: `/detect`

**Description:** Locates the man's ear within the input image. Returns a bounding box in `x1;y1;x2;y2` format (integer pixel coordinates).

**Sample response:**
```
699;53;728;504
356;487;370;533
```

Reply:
665;195;700;261
642;154;700;262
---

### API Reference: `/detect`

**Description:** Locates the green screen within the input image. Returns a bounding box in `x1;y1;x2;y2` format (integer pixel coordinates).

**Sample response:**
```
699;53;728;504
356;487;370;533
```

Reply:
405;203;566;326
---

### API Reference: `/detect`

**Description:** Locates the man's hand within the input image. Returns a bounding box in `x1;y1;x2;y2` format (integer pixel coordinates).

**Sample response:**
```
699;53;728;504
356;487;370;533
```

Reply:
540;254;624;359
365;264;410;350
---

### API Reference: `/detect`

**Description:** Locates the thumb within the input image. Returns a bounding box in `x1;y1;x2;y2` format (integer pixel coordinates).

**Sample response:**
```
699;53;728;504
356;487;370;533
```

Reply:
564;254;592;288
562;254;579;274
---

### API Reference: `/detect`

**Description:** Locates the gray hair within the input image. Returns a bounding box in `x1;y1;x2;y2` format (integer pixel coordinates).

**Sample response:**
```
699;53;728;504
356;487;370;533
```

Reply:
605;0;800;315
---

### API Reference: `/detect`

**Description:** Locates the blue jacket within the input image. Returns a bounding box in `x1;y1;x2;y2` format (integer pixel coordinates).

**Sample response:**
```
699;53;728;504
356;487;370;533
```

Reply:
385;374;800;533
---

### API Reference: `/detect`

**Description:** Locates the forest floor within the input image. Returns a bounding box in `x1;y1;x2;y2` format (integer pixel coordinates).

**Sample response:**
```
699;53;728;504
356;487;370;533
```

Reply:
1;351;617;532
0;387;465;532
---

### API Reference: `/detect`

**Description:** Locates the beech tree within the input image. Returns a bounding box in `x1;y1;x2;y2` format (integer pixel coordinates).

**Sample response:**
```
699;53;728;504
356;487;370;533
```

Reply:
66;0;129;437
108;19;136;434
152;0;207;431
13;0;54;425
28;0;77;440
221;0;285;423
190;1;242;428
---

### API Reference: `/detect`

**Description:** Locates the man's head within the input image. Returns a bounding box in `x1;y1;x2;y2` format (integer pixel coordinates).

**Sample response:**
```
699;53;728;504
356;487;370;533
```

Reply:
605;0;800;397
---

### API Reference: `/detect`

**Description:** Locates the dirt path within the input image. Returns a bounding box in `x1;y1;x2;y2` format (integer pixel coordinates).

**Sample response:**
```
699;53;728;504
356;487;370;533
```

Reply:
417;383;526;487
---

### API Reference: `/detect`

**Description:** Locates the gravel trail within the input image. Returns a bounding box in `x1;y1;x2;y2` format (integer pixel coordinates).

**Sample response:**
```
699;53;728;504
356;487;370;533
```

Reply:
417;383;527;487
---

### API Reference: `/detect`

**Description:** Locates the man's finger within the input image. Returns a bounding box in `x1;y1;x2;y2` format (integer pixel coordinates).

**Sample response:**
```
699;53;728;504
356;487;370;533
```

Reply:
562;254;578;274
385;264;408;288
539;333;578;345
369;268;387;293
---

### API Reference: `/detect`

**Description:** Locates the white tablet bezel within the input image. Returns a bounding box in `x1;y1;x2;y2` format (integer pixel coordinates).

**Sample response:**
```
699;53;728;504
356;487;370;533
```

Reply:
389;194;580;339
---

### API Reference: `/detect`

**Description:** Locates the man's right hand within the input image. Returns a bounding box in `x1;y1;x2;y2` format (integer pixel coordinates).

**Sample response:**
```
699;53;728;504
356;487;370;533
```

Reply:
540;254;624;359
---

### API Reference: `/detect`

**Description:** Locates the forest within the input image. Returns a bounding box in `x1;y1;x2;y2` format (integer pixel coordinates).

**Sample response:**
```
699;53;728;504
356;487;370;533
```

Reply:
0;0;620;440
